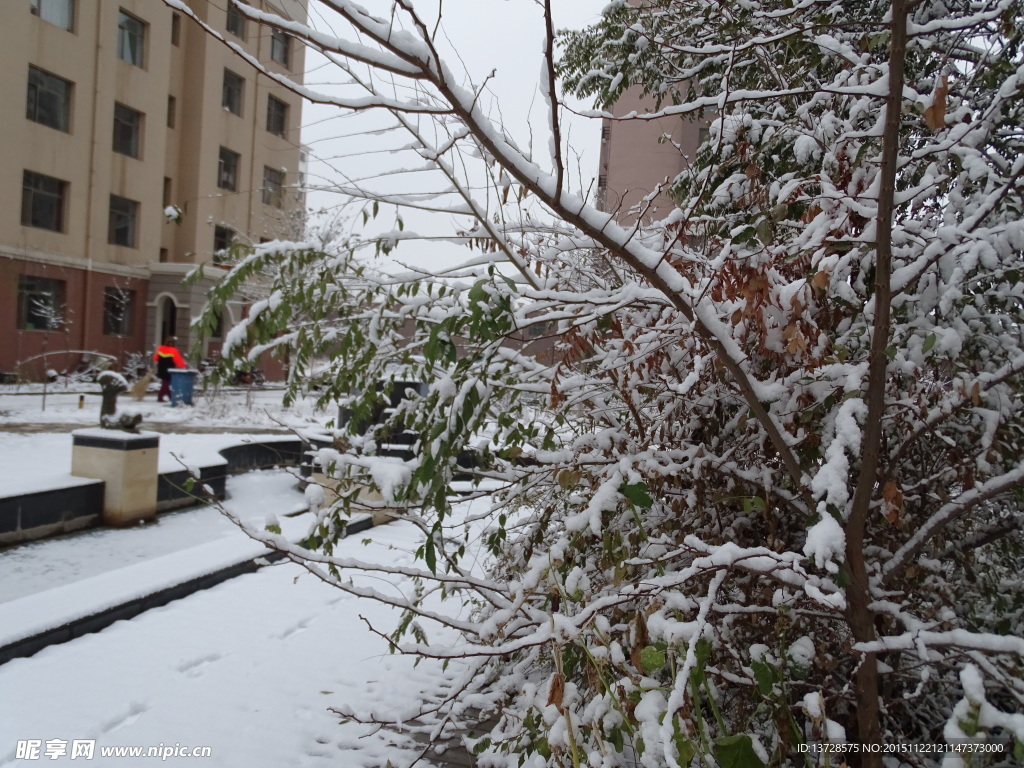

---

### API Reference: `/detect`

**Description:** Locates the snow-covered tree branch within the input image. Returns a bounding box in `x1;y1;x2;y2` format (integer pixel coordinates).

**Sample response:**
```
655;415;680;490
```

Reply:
173;0;1024;765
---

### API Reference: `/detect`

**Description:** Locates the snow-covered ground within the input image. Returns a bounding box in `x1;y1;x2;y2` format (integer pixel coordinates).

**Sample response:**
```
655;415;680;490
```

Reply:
0;391;467;767
0;469;307;604
0;384;330;431
0;519;461;767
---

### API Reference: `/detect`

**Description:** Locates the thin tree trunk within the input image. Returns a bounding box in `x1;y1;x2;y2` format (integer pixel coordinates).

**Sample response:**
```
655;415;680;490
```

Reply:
845;1;909;763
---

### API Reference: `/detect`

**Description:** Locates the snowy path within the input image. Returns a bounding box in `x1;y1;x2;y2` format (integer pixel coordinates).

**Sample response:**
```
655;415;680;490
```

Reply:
0;520;459;768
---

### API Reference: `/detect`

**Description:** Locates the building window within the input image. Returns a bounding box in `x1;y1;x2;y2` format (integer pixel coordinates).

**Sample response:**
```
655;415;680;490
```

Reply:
218;147;240;191
30;0;73;30
108;195;139;247
167;95;176;128
222;69;244;116
26;66;72;133
270;29;290;67
22;171;66;232
163;177;172;207
112;103;142;158
159;248;169;263
262;166;284;207
226;2;246;39
17;276;65;330
266;95;288;137
213;225;235;254
117;11;145;67
102;287;135;336
171;12;181;46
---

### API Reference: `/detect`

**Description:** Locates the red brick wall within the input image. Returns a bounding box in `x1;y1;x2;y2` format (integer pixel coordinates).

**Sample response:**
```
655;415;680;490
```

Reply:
0;260;148;381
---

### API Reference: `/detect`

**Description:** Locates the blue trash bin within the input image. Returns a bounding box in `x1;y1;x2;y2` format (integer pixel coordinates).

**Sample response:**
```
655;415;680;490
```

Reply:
169;368;198;407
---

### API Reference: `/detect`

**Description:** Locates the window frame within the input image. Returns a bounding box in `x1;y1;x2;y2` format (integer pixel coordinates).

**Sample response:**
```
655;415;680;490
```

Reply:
112;102;143;158
266;94;288;137
222;69;245;116
262;166;284;207
117;10;146;68
30;0;74;31
270;29;290;67
21;170;67;233
226;3;246;40
213;225;235;254
26;65;72;133
167;95;177;128
108;194;139;248
171;12;181;46
218;147;240;191
17;275;66;331
102;286;135;336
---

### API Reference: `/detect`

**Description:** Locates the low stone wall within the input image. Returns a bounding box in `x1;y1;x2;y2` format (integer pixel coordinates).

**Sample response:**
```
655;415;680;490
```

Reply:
2;437;316;546
0;480;105;546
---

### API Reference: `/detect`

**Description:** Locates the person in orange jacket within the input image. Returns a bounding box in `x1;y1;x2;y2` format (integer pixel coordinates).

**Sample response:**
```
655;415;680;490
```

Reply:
153;335;187;402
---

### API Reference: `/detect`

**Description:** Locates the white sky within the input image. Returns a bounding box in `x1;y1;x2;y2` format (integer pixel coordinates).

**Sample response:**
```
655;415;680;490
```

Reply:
297;0;606;270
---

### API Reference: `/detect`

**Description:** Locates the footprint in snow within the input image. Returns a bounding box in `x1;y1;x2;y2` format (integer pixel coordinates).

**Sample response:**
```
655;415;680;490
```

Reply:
175;652;223;676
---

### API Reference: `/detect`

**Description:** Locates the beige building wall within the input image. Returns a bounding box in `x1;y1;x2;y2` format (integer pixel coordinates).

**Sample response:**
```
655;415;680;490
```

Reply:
0;0;306;377
597;86;705;223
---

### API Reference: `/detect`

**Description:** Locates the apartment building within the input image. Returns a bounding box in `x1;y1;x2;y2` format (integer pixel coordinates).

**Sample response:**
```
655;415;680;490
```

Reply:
0;0;306;379
595;86;705;223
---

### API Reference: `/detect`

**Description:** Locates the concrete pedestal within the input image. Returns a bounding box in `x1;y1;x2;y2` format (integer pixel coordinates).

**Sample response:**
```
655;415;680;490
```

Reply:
71;429;159;526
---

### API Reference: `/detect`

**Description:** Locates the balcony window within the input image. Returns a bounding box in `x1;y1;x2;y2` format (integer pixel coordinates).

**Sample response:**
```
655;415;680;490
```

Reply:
270;29;290;67
30;0;73;30
102;287;135;336
108;195;139;247
117;10;145;67
262;166;284;207
213;225;235;255
222;70;244;116
22;171;66;232
112;103;142;158
27;65;72;132
226;3;246;39
218;147;240;191
266;95;288;137
17;275;66;330
171;13;181;46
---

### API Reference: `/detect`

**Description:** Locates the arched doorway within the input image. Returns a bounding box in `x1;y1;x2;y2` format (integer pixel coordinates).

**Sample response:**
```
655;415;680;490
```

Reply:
156;295;178;345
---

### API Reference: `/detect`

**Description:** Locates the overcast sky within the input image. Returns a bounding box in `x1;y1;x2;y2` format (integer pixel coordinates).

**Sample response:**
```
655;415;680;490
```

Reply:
297;0;606;270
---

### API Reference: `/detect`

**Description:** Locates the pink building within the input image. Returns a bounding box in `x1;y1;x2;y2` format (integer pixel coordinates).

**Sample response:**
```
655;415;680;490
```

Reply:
596;87;706;223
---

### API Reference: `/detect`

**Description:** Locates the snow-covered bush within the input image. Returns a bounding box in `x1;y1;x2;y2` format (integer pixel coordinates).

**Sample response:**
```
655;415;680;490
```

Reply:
181;1;1024;765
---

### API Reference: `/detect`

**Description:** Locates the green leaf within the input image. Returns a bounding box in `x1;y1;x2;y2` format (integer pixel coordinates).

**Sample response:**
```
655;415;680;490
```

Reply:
750;660;777;696
424;538;437;573
265;523;282;535
674;734;696;765
620;482;654;508
639;645;666;673
922;333;937;353
468;280;489;304
713;734;764;768
695;636;713;665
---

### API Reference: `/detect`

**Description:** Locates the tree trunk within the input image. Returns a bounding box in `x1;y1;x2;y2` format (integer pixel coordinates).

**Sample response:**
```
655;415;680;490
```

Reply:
844;1;910;763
